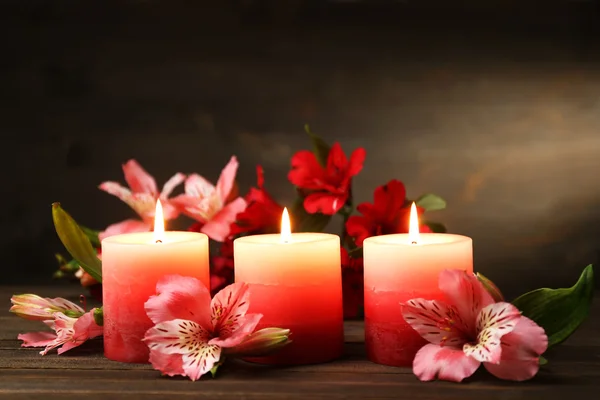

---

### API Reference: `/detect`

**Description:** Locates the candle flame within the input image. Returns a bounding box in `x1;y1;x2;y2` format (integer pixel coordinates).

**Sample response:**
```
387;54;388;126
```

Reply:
408;202;420;245
154;200;165;243
280;207;292;243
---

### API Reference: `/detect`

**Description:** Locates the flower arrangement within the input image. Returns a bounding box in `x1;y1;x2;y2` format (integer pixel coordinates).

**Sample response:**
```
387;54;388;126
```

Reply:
52;126;448;318
8;126;595;382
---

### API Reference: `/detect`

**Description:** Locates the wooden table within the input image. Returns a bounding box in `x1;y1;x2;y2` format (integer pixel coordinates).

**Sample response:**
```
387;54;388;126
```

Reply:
1;286;598;399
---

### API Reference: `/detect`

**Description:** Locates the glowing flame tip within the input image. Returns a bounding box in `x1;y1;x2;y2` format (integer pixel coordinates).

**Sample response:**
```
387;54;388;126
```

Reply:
154;200;165;243
408;202;420;244
280;207;292;243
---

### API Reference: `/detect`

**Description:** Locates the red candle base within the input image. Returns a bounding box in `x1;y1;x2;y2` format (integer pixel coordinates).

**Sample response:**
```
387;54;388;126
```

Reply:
365;317;427;367
243;283;344;365
103;302;152;364
244;321;343;365
364;289;442;367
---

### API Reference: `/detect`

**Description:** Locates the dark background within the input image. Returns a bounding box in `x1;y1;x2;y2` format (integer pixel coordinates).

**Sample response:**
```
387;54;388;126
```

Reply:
1;0;599;298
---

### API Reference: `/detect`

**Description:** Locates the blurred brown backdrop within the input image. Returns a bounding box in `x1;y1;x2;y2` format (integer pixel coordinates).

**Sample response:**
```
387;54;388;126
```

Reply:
1;0;599;297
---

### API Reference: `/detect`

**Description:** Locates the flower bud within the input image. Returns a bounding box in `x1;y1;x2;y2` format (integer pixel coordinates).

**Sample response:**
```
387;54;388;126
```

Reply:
10;294;84;321
476;272;505;302
225;328;291;357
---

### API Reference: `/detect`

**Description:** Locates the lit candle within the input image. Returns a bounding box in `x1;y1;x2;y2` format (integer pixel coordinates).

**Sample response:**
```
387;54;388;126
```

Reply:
363;203;473;367
234;208;344;365
101;201;210;363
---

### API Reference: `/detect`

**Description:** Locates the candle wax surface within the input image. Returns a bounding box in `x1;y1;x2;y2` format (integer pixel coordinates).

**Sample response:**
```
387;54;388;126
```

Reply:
363;233;473;367
102;231;210;363
234;233;344;365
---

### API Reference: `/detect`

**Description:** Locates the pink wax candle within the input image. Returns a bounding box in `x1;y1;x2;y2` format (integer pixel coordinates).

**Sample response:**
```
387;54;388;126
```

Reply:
234;208;343;365
363;203;473;367
101;201;210;363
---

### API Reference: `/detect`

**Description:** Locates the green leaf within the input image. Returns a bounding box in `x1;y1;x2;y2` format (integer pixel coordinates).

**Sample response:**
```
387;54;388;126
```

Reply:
304;124;330;167
512;264;594;349
80;225;101;248
290;196;331;232
423;220;447;233
210;359;224;378
52;203;102;283
416;193;447;212
539;356;548;366
93;307;104;326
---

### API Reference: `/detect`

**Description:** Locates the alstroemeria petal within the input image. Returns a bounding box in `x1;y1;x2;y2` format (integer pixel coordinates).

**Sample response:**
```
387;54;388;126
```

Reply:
303;192;347;215
99;219;151;241
463;303;521;363
210;282;250;336
98;181;134;204
215;156;239;202
345;146;367;179
149;351;185;378
144;319;221;381
184;174;216;198
438;269;495;336
123;159;158;196
484;316;548;381
401;299;467;346
144;319;211;355
99;182;156;220
181;342;222;381
161;172;186;199
413;343;481;382
288;150;327;190
209;313;262;348
201;198;247;242
18;332;56;348
145;275;212;327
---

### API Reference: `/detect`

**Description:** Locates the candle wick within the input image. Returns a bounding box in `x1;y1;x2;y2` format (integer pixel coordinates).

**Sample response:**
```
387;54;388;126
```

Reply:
411;241;417;245
155;239;163;244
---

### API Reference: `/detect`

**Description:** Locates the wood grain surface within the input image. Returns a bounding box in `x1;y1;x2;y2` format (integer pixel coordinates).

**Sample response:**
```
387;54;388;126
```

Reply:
0;286;598;399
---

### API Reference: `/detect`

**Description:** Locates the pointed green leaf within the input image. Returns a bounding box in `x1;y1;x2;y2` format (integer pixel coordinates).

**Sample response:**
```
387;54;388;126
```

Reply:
416;193;447;212
210;359;224;378
80;225;101;248
304;124;330;167
290;196;331;232
539;356;548;366
52;203;102;283
512;264;594;349
93;307;104;326
423;220;447;233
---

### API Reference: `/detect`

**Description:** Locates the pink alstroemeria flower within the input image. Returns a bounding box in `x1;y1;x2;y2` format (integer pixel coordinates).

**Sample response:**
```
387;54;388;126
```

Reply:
143;275;271;381
10;294;84;321
171;156;247;242
99;159;185;236
18;309;103;355
401;270;548;382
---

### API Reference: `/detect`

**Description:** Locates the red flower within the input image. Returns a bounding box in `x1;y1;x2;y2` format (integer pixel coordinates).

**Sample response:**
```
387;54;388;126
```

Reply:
288;142;366;215
346;179;431;246
230;166;283;235
341;248;364;319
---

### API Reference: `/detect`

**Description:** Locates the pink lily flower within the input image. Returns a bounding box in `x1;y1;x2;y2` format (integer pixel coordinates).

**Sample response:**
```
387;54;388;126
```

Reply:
143;275;286;381
10;294;84;321
18;309;103;355
99;159;185;235
401;269;548;382
171;156;247;242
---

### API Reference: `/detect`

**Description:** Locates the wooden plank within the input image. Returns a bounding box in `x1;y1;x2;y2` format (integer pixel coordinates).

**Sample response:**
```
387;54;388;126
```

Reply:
0;285;599;400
